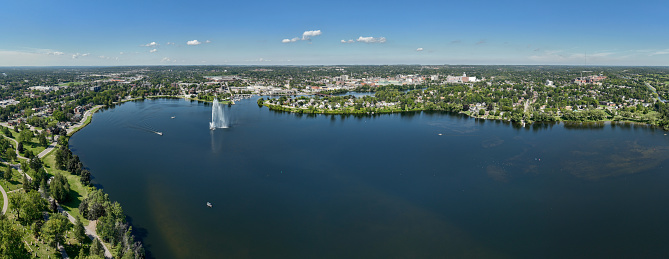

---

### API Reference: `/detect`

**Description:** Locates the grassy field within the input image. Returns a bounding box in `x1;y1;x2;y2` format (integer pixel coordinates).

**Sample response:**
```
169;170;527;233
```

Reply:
0;165;25;192
58;82;84;87
43;150;91;225
7;130;48;157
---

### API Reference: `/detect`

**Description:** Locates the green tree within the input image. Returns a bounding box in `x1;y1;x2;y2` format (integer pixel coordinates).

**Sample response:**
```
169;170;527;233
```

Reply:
50;172;71;203
29;157;43;171
73;217;87;244
5;148;16;162
18;129;33;143
90;238;104;258
41;213;72;248
53;110;66;122
10;190;46;223
38;133;48;147
0;218;29;258
17;142;23;153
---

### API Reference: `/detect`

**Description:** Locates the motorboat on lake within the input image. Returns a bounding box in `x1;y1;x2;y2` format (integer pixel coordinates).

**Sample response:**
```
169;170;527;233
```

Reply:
207;202;213;208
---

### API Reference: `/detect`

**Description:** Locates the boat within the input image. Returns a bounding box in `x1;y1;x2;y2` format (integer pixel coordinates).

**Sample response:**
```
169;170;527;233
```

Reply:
206;202;212;208
209;122;216;130
156;132;163;136
171;116;175;119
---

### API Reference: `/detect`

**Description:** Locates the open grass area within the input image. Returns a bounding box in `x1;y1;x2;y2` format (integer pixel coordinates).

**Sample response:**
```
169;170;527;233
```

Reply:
6;130;48;157
1;164;25;192
43;150;91;225
58;82;84;87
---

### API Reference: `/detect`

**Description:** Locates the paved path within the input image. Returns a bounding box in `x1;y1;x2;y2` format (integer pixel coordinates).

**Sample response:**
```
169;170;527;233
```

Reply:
0;183;7;215
38;142;57;158
3;135;28;160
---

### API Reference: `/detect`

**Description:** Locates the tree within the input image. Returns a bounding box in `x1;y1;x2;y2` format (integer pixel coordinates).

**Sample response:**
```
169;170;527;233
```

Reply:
17;142;23;153
22;173;31;191
73;217;87;244
0;218;29;258
10;190;46;223
90;238;105;258
18;129;33;143
53;110;66;122
50;172;71;203
38;133;48;147
5;148;16;162
41;213;72;248
29;157;43;171
80;169;91;186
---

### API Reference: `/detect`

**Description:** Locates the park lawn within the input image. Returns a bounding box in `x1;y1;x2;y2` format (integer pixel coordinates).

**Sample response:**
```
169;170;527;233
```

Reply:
58;82;84;87
1;164;25;192
7;129;48;156
43;150;90;225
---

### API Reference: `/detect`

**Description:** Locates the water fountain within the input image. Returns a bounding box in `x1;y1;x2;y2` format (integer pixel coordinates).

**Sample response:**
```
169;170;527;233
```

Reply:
210;98;228;130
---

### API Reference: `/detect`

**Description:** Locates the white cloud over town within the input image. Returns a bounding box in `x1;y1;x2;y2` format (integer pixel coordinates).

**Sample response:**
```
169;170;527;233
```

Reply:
187;40;202;46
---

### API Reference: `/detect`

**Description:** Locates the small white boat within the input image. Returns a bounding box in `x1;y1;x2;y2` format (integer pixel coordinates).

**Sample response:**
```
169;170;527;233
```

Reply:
171;116;175;119
209;122;216;130
156;132;163;136
206;202;212;208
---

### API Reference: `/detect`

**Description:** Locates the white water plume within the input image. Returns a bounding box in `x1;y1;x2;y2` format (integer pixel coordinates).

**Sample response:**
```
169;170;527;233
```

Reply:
210;98;228;130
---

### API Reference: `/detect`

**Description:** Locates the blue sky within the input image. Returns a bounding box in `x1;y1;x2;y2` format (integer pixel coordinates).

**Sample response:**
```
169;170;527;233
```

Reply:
1;0;667;66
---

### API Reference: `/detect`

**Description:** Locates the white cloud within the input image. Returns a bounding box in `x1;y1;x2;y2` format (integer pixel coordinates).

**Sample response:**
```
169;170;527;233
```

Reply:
150;49;158;53
161;57;176;63
119;52;124;55
283;30;322;43
187;40;201;46
416;48;424;51
341;39;354;43
142;42;159;47
302;30;322;40
47;51;64;55
166;42;176;46
72;53;90;59
357;36;386;43
282;37;300;43
205;40;211;44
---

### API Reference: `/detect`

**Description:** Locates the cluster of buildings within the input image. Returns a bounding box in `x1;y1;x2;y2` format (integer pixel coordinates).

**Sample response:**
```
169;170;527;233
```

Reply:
446;73;479;83
573;75;607;85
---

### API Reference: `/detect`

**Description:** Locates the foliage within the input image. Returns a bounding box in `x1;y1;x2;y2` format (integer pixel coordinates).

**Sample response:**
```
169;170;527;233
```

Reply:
9;190;47;224
50;172;71;202
41;212;72;248
0;218;29;258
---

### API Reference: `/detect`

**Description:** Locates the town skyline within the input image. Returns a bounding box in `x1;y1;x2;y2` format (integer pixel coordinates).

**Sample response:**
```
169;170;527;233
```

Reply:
1;0;668;66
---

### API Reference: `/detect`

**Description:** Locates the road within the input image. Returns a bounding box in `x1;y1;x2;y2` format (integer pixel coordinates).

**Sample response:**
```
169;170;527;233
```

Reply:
67;105;103;135
1;184;7;215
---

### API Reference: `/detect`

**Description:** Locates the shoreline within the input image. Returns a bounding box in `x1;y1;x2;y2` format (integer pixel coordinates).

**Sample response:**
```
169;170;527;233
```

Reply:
261;102;669;130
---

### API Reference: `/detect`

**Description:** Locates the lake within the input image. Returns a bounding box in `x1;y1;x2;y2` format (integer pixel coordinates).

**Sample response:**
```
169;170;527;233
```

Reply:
70;98;669;258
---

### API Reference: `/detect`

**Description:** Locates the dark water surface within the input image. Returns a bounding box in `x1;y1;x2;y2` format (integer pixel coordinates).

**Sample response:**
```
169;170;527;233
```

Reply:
70;98;669;258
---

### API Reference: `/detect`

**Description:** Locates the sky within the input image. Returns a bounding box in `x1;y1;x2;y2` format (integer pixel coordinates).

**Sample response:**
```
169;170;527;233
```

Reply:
0;0;667;66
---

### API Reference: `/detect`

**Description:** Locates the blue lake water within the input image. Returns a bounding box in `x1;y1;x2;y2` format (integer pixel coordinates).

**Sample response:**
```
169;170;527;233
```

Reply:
70;98;669;258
